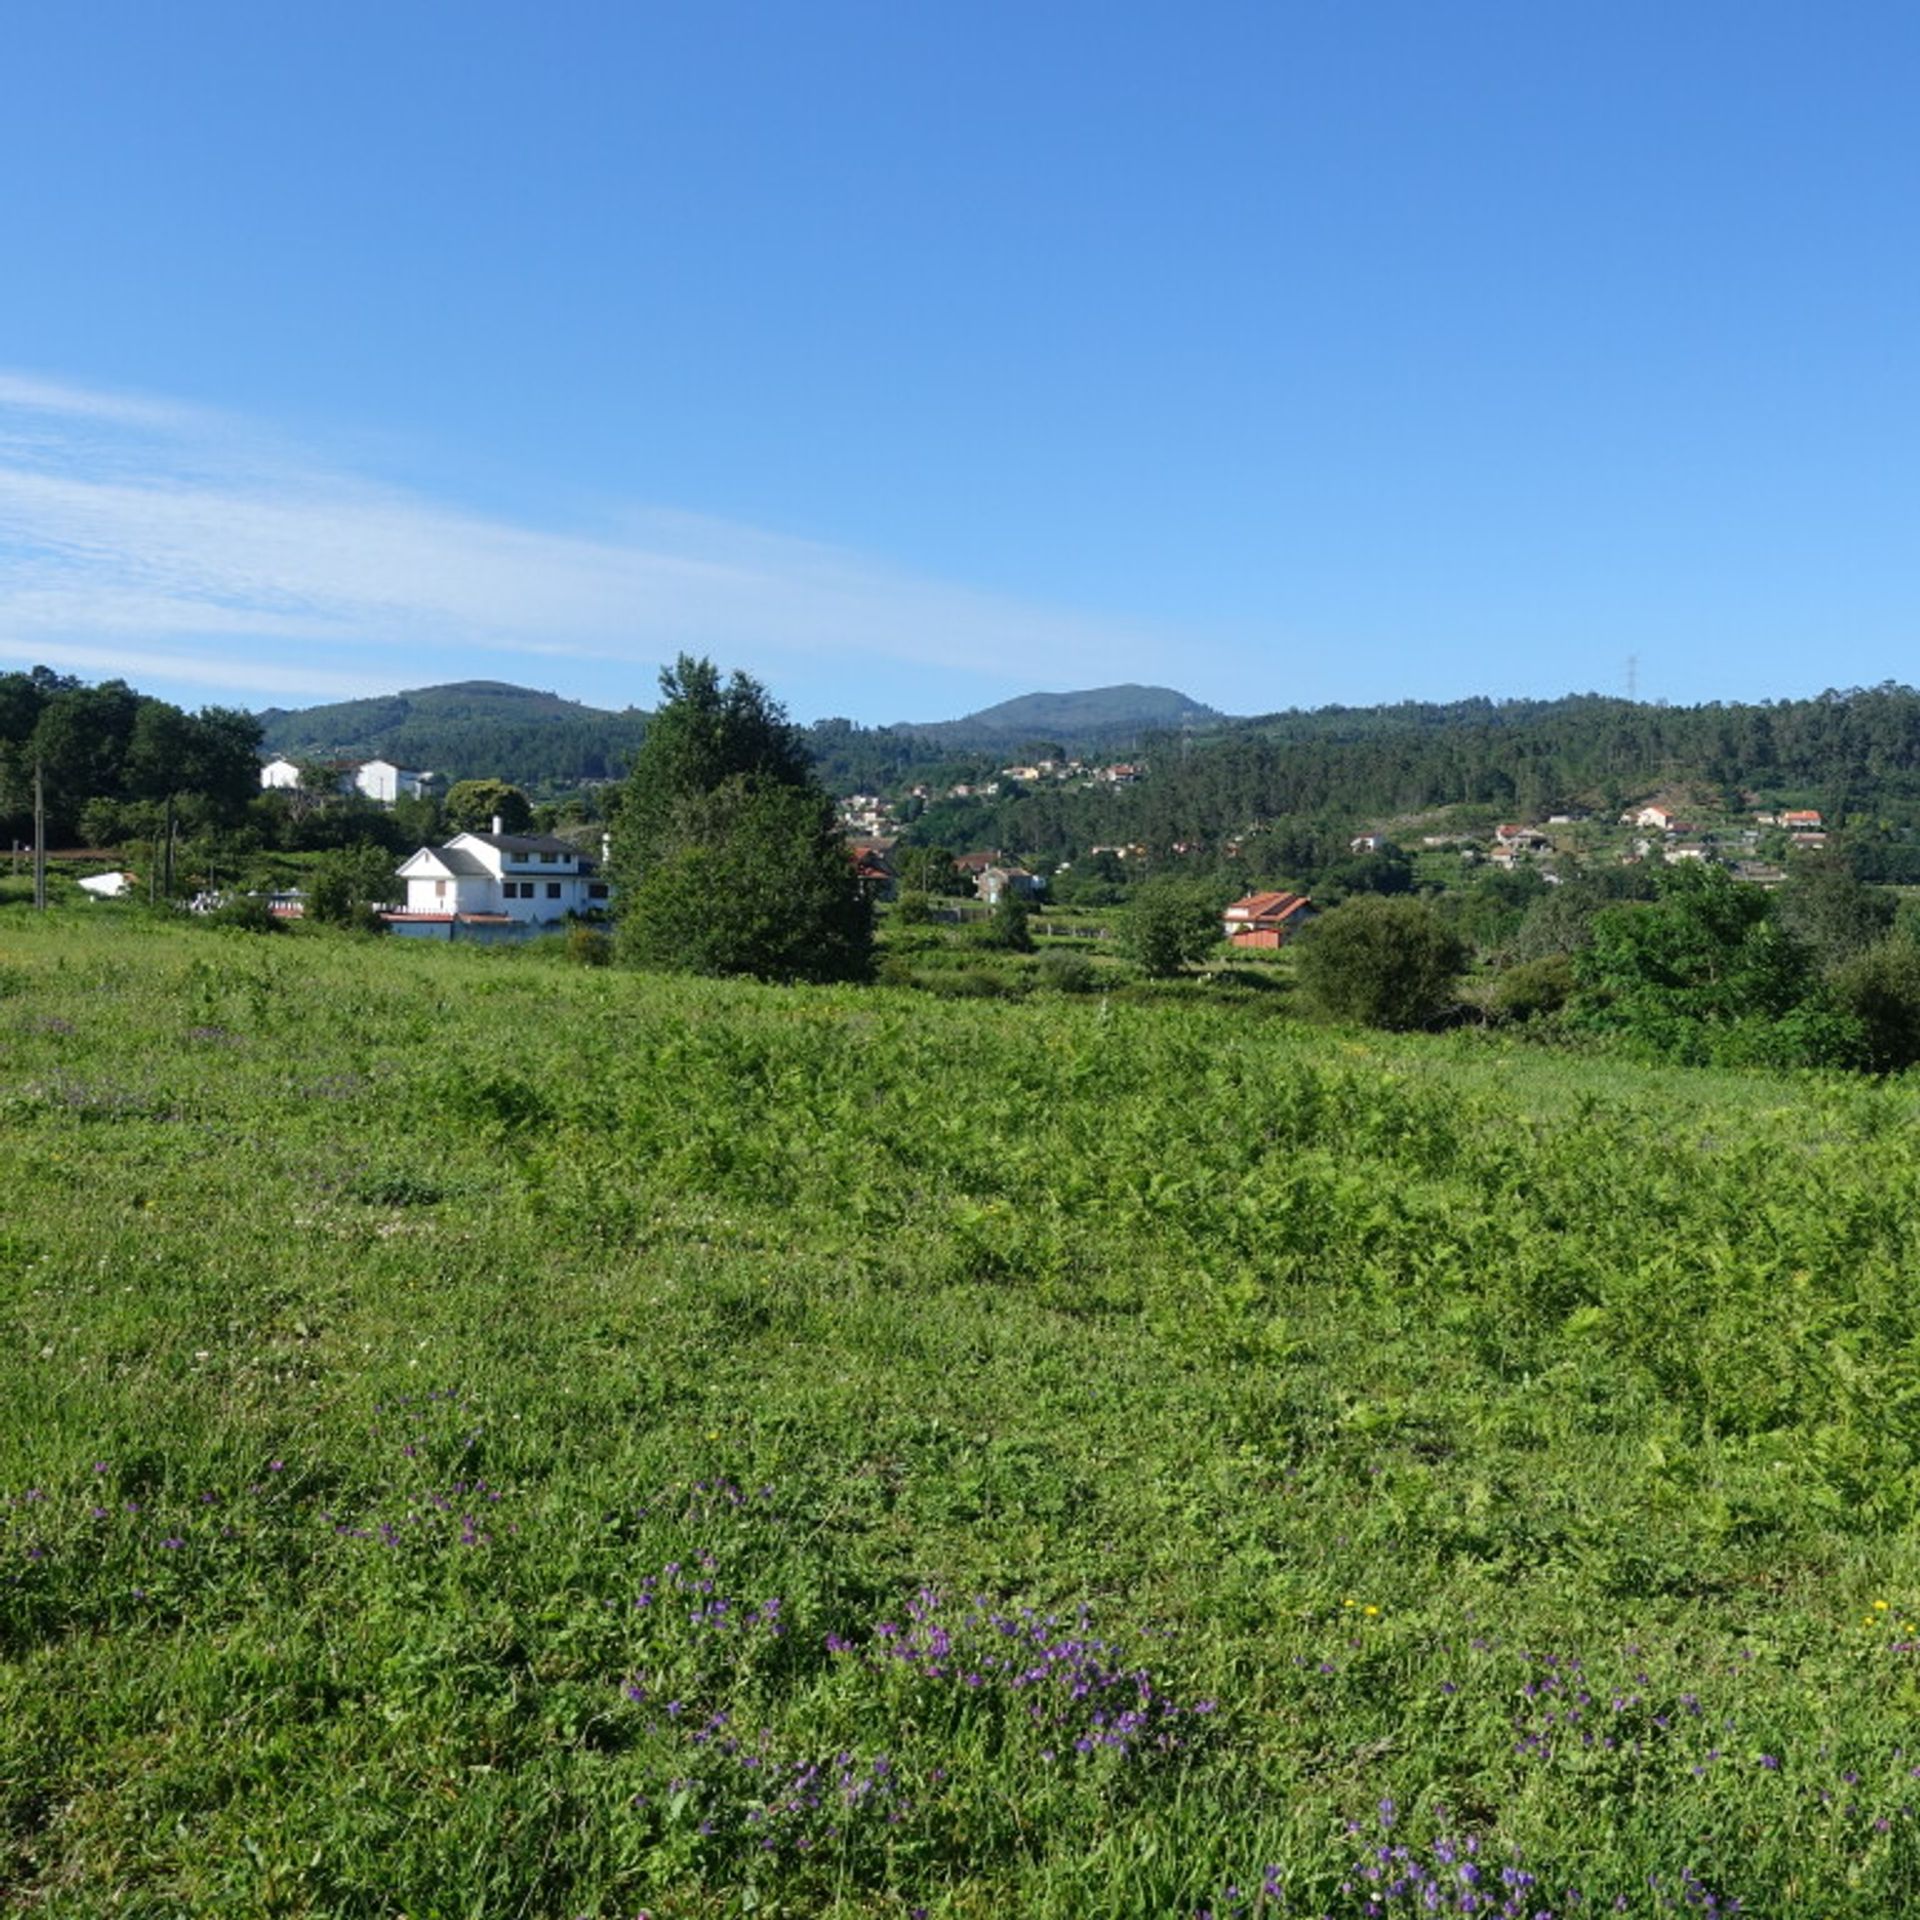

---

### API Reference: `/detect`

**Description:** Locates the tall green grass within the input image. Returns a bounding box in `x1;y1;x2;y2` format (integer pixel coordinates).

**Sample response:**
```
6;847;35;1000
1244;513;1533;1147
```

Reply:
3;909;1920;1913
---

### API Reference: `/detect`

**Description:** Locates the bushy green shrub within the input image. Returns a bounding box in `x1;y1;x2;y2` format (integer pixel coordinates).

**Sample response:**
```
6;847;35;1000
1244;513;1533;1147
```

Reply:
205;894;282;935
1036;948;1098;993
566;922;613;967
1831;937;1920;1072
1121;879;1221;977
1296;895;1466;1029
1488;952;1575;1022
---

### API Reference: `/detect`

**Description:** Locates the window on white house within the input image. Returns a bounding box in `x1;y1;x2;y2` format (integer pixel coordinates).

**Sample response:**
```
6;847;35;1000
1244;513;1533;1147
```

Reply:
546;882;562;898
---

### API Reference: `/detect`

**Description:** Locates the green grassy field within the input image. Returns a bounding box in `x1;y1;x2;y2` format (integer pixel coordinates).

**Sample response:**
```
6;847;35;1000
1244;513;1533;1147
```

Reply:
5;911;1920;1915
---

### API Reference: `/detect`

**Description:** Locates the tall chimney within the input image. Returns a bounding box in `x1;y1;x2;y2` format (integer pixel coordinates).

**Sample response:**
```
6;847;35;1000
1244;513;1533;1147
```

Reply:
491;814;504;836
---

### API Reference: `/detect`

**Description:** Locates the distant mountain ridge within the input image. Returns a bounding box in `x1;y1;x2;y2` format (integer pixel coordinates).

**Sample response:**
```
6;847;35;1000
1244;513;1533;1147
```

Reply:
896;684;1226;747
253;678;1226;788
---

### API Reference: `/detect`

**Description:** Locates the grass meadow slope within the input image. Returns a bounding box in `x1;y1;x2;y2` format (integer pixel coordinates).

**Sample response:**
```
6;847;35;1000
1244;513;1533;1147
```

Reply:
5;913;1920;1915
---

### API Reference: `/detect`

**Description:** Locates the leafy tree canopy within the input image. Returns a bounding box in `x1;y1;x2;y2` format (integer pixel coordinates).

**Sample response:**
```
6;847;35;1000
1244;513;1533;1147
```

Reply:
1123;878;1222;978
617;656;815;856
611;657;871;984
1296;896;1467;1030
444;779;534;835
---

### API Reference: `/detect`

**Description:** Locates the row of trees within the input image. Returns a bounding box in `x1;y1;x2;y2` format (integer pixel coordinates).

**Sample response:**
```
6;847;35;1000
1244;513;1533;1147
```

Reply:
0;670;264;847
1257;860;1920;1072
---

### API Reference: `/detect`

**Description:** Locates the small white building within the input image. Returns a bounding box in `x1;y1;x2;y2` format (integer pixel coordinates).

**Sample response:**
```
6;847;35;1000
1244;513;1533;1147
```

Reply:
387;827;609;939
259;757;306;791
77;871;136;900
974;864;1045;906
351;759;436;804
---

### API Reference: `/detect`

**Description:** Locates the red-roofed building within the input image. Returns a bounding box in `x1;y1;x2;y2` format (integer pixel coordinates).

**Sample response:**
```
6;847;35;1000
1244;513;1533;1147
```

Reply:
1222;890;1317;949
851;845;896;901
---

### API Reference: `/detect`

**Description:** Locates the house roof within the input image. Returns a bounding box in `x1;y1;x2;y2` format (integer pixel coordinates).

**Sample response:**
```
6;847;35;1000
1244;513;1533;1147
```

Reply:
398;846;492;878
1224;890;1313;922
453;831;581;856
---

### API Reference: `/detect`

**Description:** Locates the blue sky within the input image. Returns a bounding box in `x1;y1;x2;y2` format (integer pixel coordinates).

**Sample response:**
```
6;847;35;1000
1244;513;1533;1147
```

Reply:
3;2;1918;725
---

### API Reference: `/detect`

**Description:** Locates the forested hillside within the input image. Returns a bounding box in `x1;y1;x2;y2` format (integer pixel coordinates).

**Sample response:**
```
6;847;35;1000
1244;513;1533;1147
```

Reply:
905;685;1920;867
257;680;650;788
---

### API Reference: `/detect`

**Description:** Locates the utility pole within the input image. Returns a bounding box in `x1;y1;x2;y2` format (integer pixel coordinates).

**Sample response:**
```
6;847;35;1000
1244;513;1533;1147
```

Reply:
32;761;46;911
1626;654;1639;703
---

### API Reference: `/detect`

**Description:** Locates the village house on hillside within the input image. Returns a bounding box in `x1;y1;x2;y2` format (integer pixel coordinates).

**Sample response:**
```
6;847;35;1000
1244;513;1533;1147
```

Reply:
851;845;896;901
1222;890;1316;949
385;822;608;941
1624;804;1678;831
975;864;1045;906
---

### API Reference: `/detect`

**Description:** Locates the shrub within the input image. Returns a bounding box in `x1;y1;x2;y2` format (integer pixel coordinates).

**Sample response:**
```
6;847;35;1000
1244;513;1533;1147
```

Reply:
566;922;613;967
1830;938;1920;1072
1122;879;1221;978
1296;895;1466;1030
205;894;282;935
1036;949;1098;994
986;890;1035;953
1488;952;1576;1022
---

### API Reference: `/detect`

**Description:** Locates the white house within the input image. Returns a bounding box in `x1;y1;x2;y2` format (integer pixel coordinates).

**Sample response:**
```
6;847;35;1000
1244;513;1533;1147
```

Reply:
350;759;437;804
259;757;435;803
386;826;609;939
974;864;1045;906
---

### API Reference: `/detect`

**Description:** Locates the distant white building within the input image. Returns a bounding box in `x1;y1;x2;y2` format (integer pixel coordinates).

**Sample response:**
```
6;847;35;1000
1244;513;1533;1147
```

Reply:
387;827;609;939
350;759;436;804
974;864;1045;906
259;756;436;804
77;871;136;900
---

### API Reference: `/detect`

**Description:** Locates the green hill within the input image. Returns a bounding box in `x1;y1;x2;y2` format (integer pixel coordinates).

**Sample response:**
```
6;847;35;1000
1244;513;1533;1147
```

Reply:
898;682;1225;747
256;680;649;788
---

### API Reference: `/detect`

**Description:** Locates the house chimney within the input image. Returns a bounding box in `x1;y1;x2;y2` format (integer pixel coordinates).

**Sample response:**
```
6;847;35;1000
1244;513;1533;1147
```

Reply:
491;814;504;836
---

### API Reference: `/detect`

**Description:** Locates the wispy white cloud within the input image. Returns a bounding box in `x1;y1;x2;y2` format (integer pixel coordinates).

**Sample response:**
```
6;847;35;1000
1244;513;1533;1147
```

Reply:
0;369;1173;713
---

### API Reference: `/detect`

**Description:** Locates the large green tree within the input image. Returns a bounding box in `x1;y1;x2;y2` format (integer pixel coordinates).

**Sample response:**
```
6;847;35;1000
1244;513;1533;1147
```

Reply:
1295;895;1467;1030
1122;878;1222;977
610;657;871;984
444;779;534;835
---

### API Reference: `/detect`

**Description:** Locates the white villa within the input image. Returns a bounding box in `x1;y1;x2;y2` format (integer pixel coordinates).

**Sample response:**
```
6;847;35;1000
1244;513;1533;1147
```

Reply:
386;826;610;940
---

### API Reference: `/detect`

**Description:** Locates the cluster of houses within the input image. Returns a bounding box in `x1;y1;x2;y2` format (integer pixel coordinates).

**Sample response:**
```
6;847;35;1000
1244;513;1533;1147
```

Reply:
841;762;1146;835
259;757;440;804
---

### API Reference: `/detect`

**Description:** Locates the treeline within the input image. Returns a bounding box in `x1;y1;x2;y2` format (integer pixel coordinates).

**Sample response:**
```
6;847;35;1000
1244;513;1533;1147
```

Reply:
1280;857;1920;1073
0;669;263;846
0;668;560;883
903;685;1920;866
